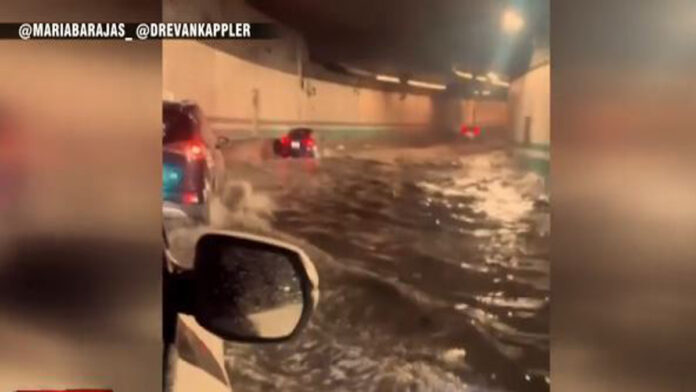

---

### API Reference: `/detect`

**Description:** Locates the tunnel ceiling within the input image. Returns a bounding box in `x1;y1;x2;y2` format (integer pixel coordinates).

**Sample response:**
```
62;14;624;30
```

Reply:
247;0;549;81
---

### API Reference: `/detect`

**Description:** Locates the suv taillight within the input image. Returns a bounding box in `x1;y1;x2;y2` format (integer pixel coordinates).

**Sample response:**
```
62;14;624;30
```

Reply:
166;140;207;161
181;191;199;204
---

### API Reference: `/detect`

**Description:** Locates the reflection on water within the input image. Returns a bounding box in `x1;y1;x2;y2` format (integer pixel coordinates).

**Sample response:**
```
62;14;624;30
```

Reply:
213;150;549;392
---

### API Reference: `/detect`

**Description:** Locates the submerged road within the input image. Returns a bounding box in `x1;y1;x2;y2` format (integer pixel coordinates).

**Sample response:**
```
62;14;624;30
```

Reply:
208;143;549;392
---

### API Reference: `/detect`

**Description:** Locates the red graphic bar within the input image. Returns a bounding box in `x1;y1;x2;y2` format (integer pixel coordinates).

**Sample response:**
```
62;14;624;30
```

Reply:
16;389;112;392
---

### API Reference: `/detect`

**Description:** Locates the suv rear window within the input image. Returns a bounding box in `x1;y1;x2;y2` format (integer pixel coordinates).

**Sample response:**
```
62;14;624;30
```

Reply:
163;105;196;144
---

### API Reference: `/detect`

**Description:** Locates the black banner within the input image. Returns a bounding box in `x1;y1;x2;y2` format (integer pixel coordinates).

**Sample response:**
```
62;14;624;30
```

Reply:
0;23;279;40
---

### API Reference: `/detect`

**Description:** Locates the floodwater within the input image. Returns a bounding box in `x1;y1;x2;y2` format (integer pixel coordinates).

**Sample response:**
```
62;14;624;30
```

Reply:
208;146;549;392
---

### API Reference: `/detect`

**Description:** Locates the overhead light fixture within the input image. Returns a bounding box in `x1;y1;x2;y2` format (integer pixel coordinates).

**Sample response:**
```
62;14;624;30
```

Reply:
452;66;473;79
407;79;446;90
502;8;524;33
486;72;510;88
345;66;373;77
376;74;400;83
475;75;488;82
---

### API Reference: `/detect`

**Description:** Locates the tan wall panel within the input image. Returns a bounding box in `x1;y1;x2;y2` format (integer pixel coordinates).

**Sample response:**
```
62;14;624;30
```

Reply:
164;40;508;134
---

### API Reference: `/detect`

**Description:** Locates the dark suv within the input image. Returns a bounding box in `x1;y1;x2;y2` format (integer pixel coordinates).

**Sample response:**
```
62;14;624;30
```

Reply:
162;100;228;222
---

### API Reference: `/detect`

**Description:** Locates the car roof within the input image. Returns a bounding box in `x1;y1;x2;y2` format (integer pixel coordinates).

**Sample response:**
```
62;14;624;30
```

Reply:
288;127;313;137
163;100;199;112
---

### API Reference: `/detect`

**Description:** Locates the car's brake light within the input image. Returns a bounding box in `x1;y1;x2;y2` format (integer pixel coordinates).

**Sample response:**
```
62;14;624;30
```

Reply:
185;141;206;161
281;136;290;145
166;141;207;161
304;138;315;148
460;125;481;136
181;191;199;204
190;144;202;155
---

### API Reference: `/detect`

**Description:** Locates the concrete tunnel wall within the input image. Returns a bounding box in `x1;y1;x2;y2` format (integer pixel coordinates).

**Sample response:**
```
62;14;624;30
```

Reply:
508;42;550;177
162;39;509;147
509;63;550;147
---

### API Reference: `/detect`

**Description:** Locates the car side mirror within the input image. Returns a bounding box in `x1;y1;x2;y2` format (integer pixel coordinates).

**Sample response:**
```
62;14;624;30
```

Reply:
215;136;230;149
192;231;319;343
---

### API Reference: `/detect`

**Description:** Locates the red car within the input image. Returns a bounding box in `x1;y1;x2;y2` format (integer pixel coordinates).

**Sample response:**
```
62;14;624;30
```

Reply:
273;127;318;158
460;124;481;139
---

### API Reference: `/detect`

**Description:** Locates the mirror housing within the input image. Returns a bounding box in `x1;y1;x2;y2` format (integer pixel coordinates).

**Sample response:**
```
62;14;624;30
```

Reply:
192;231;318;343
215;136;231;149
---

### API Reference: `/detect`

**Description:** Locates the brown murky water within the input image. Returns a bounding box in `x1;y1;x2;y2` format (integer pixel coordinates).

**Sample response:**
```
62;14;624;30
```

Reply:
212;148;549;392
